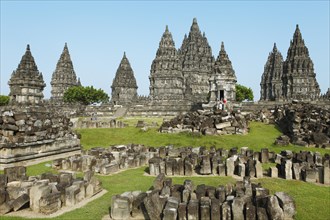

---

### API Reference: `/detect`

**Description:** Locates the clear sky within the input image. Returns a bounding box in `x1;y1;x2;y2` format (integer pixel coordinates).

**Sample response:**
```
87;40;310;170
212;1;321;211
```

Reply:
1;0;329;101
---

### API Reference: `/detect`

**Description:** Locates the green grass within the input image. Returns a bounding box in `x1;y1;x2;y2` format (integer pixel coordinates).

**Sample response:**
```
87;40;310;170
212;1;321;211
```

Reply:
77;121;330;155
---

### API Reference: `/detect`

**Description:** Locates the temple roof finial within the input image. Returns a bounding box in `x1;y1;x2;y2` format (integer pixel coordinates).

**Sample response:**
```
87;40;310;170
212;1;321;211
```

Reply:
26;44;30;51
165;25;169;32
193;17;197;24
123;51;126;58
273;42;277;51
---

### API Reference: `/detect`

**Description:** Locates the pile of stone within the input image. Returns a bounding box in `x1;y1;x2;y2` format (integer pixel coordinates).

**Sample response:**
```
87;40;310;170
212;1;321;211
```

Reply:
0;166;102;215
268;150;330;184
148;146;330;185
110;174;296;220
273;103;330;147
159;109;249;135
0;105;81;166
52;144;154;175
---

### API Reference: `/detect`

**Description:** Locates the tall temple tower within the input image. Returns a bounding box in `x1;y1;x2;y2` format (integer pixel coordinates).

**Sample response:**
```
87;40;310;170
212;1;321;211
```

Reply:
149;26;184;101
111;52;138;105
282;25;320;100
209;42;237;102
179;18;214;102
260;43;284;101
50;43;80;102
8;45;46;104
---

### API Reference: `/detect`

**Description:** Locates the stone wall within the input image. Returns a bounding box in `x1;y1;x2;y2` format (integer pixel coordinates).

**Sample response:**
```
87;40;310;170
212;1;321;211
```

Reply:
147;146;330;185
110;175;296;220
0;105;81;168
0;166;102;215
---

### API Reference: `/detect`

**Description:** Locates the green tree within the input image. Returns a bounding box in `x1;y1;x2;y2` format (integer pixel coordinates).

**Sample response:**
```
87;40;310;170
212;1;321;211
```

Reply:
0;95;10;106
63;86;109;105
236;84;254;102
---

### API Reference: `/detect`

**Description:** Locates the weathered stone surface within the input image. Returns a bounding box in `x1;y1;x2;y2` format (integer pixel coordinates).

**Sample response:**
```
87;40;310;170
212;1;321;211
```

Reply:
226;156;236;176
111;195;131;220
29;181;52;212
0;202;13;215
65;184;80;206
4;166;27;182
267;195;284;220
178;202;187;220
143;190;165;220
187;199;199;220
232;197;245;220
12;193;29;211
39;191;62;214
275;192;296;219
221;201;231;220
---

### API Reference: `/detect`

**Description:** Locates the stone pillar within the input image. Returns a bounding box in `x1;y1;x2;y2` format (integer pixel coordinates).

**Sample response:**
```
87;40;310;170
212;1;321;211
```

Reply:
226;157;235;176
111;195;131;220
200;197;211;220
232;197;245;220
187;199;199;220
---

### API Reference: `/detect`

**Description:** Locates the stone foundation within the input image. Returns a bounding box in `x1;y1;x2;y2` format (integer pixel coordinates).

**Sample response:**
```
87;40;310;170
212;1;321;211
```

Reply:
0;105;81;169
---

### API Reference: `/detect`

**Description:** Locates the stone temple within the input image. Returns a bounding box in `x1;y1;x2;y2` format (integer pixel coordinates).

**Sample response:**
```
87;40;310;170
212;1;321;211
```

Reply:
179;18;214;103
110;52;138;106
8;45;46;104
111;18;222;111
149;25;185;101
209;42;237;103
51;43;80;102
260;25;321;101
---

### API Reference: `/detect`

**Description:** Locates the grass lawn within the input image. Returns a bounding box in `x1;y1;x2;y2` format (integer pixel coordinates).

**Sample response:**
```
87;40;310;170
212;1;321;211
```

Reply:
77;121;330;155
2;121;329;220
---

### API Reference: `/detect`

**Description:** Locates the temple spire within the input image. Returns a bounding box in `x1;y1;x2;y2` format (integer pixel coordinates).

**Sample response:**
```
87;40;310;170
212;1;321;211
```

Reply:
111;53;138;105
8;44;45;104
273;43;277;52
50;43;79;102
220;41;225;52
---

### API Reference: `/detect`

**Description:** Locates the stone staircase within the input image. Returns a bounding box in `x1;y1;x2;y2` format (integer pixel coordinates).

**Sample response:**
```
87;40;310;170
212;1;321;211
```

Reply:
113;107;128;118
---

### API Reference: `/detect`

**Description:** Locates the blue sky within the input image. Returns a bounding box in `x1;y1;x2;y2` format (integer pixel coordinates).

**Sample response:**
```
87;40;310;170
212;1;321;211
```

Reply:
1;1;329;100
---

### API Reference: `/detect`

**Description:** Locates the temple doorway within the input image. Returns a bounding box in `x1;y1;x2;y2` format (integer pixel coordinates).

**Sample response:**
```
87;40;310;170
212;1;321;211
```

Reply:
219;90;224;100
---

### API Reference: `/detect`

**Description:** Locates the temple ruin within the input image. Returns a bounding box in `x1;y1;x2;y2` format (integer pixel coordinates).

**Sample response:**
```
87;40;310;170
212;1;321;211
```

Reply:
209;42;237;103
260;25;321;101
110;52;138;106
8;45;46;105
149;25;185;101
50;43;80;102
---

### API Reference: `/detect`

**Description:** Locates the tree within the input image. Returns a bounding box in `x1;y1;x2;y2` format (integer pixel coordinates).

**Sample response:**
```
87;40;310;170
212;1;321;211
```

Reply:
63;86;109;105
236;84;254;102
0;95;10;106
